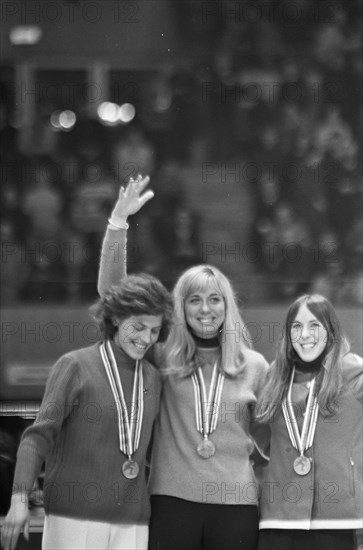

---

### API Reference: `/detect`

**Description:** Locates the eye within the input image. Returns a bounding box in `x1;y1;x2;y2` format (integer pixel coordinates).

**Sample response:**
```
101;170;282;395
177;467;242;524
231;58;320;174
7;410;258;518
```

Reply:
188;297;200;304
151;328;161;335
210;296;222;304
291;322;300;330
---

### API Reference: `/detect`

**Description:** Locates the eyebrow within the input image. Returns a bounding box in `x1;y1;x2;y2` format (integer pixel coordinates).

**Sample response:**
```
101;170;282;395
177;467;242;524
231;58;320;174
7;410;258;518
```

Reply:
188;292;222;298
292;319;321;325
129;322;162;329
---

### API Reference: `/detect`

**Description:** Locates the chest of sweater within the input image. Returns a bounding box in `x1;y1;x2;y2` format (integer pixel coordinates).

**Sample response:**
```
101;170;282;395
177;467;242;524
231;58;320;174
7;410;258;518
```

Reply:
160;368;259;450
43;346;160;521
52;349;159;458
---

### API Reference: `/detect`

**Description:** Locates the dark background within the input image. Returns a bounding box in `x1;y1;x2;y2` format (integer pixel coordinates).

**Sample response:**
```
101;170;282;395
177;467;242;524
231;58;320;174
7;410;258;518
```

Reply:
0;0;362;390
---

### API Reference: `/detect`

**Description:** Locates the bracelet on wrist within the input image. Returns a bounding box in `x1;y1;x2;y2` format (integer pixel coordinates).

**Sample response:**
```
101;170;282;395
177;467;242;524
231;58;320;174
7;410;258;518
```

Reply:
108;217;129;230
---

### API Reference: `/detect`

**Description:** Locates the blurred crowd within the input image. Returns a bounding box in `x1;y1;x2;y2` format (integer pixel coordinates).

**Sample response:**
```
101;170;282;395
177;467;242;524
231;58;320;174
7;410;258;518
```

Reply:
0;0;362;305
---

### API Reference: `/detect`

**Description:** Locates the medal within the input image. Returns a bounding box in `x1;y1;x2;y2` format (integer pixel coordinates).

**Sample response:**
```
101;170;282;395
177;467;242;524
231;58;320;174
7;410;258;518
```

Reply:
197;438;216;459
293;455;311;476
192;360;224;459
100;341;144;479
282;367;319;475
122;459;140;479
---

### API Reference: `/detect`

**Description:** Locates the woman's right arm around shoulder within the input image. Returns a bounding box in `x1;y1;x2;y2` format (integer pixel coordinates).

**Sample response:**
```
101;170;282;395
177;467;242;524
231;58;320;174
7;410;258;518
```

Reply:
98;175;154;297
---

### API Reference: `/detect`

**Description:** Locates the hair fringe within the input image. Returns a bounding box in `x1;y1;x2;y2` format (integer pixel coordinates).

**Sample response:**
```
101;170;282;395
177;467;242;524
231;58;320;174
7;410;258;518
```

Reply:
161;265;251;378
258;295;350;422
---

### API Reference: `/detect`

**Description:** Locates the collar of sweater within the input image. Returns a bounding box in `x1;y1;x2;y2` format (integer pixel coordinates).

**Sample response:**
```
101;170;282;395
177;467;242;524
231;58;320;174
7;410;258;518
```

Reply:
108;339;138;372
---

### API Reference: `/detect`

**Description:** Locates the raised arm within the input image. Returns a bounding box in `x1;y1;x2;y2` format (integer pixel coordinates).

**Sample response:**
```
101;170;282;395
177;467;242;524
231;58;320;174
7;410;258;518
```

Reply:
98;175;154;297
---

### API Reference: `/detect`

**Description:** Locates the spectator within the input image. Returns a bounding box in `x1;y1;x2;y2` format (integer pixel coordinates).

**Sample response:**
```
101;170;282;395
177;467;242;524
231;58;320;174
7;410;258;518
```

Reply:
70;161;116;300
0;218;29;304
268;202;314;299
112;126;155;185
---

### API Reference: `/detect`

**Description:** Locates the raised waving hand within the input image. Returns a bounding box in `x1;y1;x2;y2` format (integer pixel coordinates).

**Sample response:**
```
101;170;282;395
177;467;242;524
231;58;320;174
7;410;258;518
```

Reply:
109;175;154;228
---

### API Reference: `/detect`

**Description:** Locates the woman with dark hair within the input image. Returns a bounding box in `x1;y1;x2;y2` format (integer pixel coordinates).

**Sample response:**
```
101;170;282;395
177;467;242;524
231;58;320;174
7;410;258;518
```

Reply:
258;294;363;550
1;275;173;550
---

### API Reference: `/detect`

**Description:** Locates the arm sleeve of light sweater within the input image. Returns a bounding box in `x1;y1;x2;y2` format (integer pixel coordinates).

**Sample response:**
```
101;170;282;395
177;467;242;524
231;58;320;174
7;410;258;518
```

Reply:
98;226;159;366
345;352;363;401
249;353;271;461
98;227;128;297
12;354;81;495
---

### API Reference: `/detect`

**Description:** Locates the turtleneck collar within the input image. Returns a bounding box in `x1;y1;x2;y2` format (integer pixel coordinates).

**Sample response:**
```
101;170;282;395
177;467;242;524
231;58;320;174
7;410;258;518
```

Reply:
191;332;220;349
108;339;138;370
292;348;327;374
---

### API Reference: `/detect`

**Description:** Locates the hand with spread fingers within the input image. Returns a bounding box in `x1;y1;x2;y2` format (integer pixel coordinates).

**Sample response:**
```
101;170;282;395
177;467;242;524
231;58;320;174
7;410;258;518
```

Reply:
1;495;30;550
109;174;154;228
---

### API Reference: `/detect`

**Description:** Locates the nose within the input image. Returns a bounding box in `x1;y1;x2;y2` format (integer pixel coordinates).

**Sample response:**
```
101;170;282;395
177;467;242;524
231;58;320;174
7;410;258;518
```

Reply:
140;330;152;345
200;299;210;313
300;324;310;339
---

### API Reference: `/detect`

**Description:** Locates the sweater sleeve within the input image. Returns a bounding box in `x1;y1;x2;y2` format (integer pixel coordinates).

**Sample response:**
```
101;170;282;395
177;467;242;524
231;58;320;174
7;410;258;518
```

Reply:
12;354;81;495
249;353;271;461
344;352;363;401
97;226;128;297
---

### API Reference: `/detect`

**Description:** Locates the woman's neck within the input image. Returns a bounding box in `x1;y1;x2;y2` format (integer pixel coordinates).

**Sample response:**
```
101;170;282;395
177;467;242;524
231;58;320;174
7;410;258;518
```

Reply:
191;331;220;349
292;349;327;374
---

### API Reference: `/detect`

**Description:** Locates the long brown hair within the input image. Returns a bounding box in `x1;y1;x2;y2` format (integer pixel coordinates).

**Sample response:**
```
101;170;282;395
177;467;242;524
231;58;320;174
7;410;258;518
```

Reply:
259;294;350;420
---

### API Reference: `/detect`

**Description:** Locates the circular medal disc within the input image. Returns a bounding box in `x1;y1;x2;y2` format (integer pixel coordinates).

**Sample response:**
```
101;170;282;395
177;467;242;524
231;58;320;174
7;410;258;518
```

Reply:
197;439;215;459
293;455;311;476
122;459;140;479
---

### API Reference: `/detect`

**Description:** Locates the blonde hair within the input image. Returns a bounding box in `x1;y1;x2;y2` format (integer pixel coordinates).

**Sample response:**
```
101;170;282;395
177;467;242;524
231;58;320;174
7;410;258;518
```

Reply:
161;265;251;377
259;294;350;421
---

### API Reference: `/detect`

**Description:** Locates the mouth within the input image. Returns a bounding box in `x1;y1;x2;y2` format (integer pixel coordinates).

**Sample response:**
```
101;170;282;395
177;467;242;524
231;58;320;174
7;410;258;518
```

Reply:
131;342;148;351
197;318;216;324
299;343;316;350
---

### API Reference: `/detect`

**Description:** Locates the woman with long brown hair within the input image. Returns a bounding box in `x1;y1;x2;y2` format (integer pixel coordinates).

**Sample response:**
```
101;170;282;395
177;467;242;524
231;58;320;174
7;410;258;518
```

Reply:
258;294;362;550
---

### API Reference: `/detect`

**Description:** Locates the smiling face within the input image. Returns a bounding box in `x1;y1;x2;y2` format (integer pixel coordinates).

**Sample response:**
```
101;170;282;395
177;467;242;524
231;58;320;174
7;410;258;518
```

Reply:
290;304;328;362
184;287;226;339
114;314;163;360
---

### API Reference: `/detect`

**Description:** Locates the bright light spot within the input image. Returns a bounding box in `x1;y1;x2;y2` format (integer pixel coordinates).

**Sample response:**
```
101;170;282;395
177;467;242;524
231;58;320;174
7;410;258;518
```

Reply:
118;103;136;124
10;26;42;45
59;110;76;129
50;110;62;130
97;102;119;124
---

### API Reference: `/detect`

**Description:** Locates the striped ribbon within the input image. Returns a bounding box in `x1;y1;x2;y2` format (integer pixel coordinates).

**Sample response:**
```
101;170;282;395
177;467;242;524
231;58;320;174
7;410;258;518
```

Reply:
100;340;144;459
282;366;319;454
192;361;224;437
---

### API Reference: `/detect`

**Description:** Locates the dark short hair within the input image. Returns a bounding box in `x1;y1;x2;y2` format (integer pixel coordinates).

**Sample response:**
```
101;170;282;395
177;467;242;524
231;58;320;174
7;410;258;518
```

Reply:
91;274;174;342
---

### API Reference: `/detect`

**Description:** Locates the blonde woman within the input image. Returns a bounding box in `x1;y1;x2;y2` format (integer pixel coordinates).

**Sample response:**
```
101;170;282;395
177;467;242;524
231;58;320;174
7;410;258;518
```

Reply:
98;176;269;550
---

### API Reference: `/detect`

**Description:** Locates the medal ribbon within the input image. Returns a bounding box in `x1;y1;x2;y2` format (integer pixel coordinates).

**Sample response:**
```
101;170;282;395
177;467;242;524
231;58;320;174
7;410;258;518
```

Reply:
192;361;224;438
282;366;318;456
100;340;144;459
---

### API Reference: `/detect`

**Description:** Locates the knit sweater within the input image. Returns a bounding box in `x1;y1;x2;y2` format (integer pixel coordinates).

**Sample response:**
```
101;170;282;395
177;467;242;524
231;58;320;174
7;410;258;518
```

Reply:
98;226;270;505
149;344;269;505
259;352;363;529
13;341;161;524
